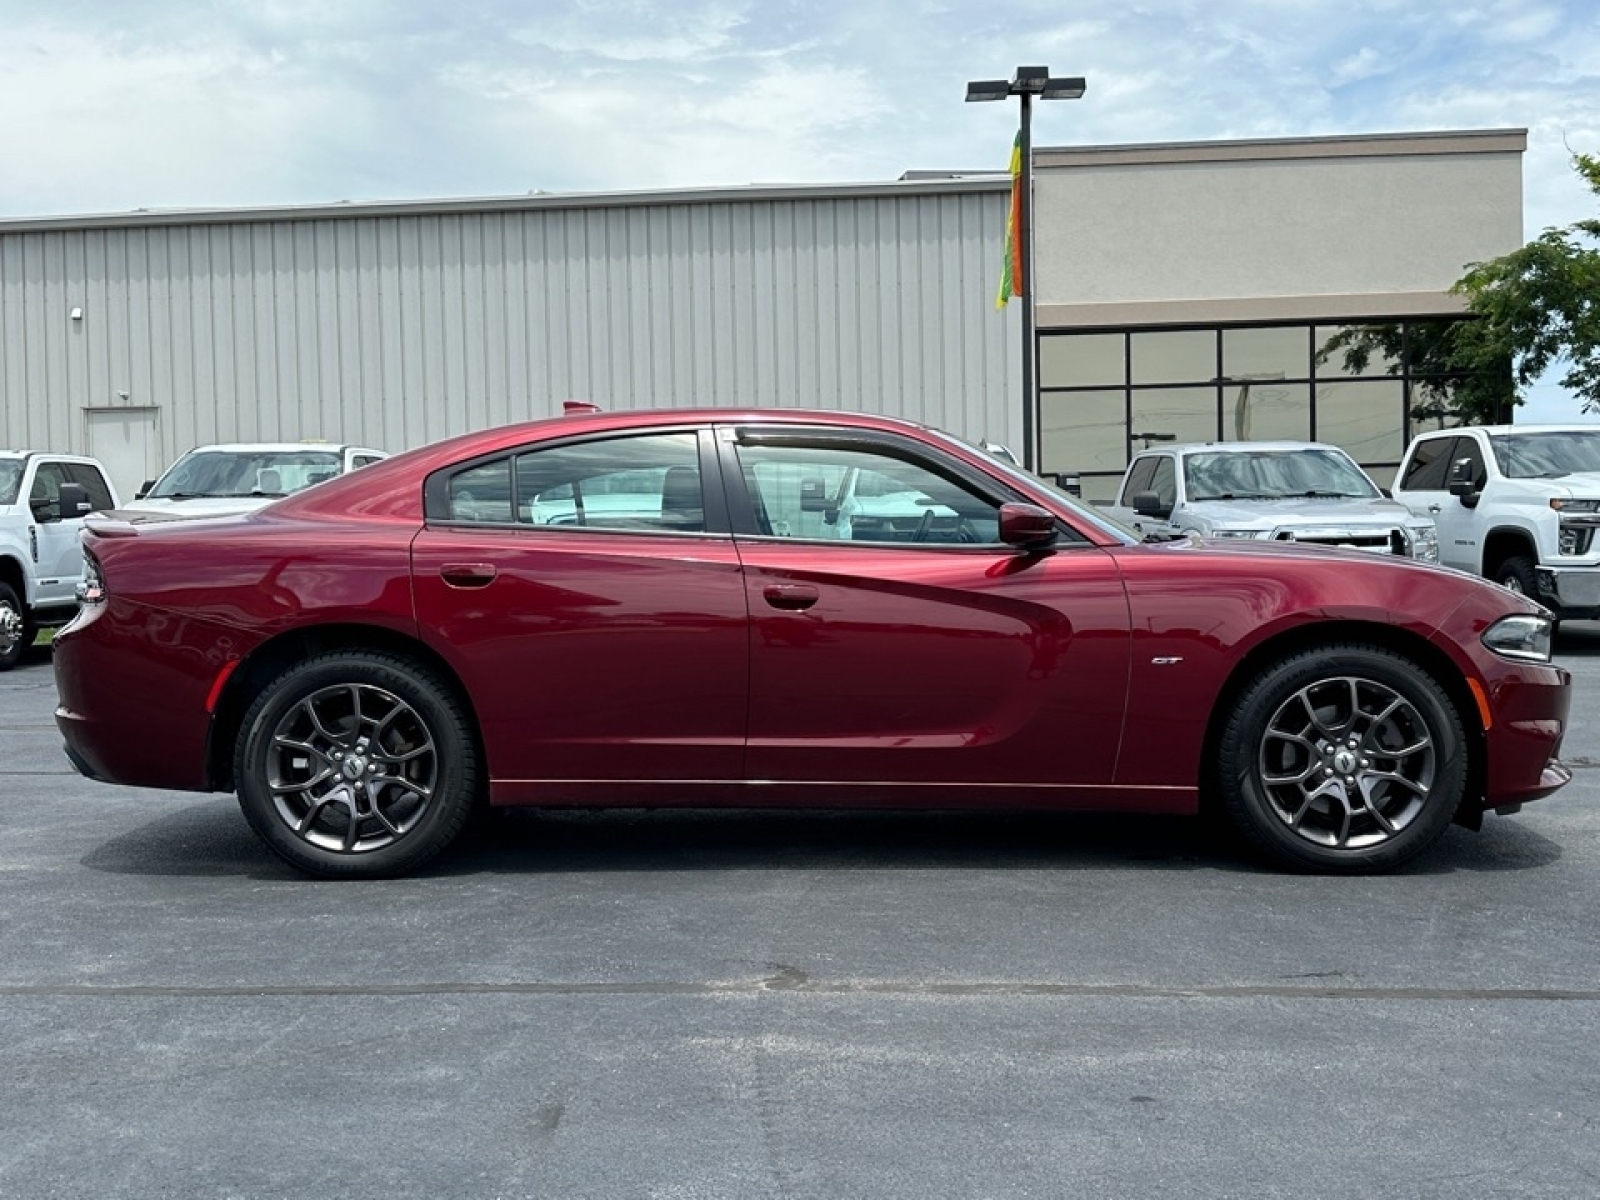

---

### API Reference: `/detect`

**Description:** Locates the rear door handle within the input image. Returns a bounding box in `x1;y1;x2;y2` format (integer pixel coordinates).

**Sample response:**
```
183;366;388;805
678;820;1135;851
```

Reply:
763;583;819;611
440;563;497;588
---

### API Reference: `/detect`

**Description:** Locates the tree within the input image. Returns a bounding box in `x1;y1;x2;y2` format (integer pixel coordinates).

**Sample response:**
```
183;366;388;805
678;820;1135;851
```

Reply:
1452;152;1600;411
1317;152;1599;423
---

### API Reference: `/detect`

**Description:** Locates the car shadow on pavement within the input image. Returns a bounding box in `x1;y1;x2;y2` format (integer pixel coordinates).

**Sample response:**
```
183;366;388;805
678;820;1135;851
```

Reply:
80;801;1564;880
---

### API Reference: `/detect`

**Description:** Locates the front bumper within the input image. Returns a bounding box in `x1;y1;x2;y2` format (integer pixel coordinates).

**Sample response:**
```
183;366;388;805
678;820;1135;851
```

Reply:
1479;659;1572;813
1535;564;1600;616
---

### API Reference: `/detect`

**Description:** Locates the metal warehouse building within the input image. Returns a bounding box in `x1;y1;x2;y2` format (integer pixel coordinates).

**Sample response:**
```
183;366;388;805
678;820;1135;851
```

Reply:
0;128;1523;502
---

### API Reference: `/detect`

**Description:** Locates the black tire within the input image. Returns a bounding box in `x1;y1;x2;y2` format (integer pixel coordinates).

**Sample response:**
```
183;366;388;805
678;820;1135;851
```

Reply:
1494;554;1539;598
0;582;35;672
234;651;480;879
1218;644;1468;873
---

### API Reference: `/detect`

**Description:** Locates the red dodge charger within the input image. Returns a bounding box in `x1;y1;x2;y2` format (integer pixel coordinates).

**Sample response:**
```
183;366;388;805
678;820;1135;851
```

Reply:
54;408;1571;877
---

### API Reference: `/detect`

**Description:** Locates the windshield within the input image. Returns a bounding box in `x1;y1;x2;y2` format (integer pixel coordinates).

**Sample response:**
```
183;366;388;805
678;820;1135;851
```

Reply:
1183;448;1380;501
149;449;343;499
1490;431;1600;479
0;460;20;506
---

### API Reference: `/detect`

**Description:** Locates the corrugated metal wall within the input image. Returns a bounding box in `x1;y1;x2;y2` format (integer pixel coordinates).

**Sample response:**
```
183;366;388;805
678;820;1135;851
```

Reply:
0;189;1018;498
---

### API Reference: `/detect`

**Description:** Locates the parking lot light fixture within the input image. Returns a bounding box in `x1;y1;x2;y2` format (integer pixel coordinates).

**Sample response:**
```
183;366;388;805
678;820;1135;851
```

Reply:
965;65;1087;472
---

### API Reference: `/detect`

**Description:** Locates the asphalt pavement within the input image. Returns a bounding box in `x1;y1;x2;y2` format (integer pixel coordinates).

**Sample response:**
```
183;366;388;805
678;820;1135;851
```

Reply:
2;633;1598;1199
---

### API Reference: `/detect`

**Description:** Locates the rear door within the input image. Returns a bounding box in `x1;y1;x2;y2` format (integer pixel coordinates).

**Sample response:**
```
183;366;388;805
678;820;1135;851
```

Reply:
411;426;750;793
720;425;1132;794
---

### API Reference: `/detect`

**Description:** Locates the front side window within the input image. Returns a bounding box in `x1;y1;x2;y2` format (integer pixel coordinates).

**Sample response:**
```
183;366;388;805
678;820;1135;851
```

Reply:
30;462;68;508
733;441;1004;546
442;432;705;534
1119;456;1158;505
64;463;115;511
1401;437;1457;491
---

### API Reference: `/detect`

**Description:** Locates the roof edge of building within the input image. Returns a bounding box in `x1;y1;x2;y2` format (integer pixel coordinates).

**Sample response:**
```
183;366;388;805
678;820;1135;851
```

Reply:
1035;128;1527;170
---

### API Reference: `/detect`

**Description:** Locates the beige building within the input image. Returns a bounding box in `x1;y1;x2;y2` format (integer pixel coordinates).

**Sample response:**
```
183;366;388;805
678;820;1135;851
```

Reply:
1029;129;1525;498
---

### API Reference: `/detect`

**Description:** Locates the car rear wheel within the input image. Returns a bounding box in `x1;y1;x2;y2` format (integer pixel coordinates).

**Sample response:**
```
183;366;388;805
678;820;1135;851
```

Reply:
0;583;35;672
1217;644;1467;873
234;652;480;878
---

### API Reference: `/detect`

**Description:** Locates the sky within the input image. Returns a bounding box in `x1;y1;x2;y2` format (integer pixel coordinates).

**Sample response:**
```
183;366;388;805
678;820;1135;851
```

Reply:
1;0;1596;418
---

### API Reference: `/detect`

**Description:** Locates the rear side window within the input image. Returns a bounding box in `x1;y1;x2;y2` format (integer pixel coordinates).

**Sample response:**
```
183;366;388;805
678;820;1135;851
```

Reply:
1400;437;1456;491
438;432;706;534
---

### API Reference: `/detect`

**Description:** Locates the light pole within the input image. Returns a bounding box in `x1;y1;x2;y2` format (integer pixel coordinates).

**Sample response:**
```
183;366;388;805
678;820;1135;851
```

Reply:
966;67;1086;473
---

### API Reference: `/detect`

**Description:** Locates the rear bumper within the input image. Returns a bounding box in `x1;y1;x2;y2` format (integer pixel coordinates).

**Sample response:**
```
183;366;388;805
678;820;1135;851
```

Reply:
53;599;240;793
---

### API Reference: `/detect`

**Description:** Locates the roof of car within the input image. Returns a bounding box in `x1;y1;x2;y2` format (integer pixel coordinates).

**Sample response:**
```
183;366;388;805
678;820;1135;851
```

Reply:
1419;424;1600;437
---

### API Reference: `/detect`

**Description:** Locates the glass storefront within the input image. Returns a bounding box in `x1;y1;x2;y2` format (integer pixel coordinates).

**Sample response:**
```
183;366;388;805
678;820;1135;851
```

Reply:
1037;319;1495;501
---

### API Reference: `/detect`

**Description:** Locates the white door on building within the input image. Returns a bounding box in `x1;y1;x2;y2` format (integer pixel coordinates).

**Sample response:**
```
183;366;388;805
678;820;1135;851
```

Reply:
85;408;161;503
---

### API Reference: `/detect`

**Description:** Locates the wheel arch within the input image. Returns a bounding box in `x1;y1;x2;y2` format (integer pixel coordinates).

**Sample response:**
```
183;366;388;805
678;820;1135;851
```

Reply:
0;552;28;602
206;623;485;794
1482;526;1538;580
1198;619;1486;824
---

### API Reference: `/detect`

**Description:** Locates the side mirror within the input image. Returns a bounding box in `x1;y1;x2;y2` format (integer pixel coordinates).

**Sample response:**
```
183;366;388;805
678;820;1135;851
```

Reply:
1132;490;1169;519
57;481;93;520
1447;458;1480;509
29;495;59;523
998;502;1057;549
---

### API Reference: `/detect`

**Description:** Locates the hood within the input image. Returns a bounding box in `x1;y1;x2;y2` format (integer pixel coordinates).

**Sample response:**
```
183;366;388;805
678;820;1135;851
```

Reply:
1182;495;1420;529
117;495;278;519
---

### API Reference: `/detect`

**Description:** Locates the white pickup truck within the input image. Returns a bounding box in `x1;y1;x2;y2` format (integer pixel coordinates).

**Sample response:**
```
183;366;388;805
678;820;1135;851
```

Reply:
0;451;120;670
1392;423;1600;619
1103;440;1439;560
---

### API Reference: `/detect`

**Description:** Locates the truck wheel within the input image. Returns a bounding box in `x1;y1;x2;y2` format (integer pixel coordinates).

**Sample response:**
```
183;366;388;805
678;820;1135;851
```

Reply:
1217;644;1467;873
1494;555;1538;597
0;583;35;672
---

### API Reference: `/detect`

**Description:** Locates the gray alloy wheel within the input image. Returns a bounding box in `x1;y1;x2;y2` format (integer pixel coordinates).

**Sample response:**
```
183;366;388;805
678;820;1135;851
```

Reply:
0;583;33;672
234;652;480;878
1218;644;1467;873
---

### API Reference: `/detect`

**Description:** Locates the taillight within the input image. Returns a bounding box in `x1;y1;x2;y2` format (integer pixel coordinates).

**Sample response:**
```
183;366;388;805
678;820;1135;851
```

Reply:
76;551;106;605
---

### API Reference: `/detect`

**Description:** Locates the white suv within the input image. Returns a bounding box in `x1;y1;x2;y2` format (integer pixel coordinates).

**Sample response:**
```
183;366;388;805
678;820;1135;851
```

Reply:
121;442;387;520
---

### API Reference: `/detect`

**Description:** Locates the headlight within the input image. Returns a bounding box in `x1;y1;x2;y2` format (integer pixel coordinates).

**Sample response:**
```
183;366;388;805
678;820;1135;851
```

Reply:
1549;498;1600;512
1207;529;1261;539
1409;525;1439;562
1481;614;1554;663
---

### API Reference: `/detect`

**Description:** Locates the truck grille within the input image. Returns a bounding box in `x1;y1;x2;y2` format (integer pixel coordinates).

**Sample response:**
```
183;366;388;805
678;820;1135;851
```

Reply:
1272;528;1408;555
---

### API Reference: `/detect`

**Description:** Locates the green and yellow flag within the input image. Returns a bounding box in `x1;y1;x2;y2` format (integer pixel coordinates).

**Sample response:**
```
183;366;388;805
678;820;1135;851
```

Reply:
995;133;1024;309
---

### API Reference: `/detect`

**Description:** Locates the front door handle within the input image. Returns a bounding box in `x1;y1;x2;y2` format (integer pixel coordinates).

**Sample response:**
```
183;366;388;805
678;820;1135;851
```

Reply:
763;583;819;611
1427;504;1442;514
440;563;497;588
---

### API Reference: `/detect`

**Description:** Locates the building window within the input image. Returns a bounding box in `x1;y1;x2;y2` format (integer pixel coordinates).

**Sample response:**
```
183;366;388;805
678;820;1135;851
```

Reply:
1037;318;1482;501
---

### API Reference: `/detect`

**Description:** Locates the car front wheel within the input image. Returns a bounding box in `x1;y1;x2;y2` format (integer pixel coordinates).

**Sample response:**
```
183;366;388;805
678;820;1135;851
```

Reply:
234;652;480;878
1217;644;1468;873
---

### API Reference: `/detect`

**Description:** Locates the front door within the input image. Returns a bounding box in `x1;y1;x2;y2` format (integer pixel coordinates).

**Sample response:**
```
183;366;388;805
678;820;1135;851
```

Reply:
28;462;83;609
722;427;1131;794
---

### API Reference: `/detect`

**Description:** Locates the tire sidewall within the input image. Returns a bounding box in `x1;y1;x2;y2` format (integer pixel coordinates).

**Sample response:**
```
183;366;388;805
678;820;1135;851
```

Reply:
235;653;479;878
1220;645;1467;873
